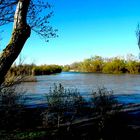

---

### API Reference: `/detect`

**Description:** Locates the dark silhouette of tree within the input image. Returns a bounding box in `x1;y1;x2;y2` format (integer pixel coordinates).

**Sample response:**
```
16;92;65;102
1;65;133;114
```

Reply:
136;24;140;49
0;0;57;85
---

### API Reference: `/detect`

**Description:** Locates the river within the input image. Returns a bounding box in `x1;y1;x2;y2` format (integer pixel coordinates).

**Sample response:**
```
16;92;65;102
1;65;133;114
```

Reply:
21;72;140;107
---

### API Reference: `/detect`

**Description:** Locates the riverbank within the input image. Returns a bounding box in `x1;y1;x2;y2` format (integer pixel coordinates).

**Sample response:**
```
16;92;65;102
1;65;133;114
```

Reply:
0;103;140;140
1;72;140;139
22;76;37;82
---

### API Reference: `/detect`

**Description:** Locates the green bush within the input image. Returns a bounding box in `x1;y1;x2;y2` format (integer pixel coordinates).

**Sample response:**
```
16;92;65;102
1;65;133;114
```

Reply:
34;65;62;75
42;83;85;128
92;88;119;116
91;87;122;135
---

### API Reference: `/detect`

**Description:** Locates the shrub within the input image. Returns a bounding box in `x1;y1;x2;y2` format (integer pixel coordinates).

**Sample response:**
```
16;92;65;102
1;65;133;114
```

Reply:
0;74;26;130
91;87;122;135
92;88;119;115
42;83;85;128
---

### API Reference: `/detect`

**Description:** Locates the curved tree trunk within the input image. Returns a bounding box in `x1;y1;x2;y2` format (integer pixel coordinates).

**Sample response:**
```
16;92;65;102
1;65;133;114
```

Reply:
0;0;31;85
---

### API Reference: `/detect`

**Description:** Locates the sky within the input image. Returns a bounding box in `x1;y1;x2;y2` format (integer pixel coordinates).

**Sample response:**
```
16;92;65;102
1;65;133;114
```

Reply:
1;0;140;65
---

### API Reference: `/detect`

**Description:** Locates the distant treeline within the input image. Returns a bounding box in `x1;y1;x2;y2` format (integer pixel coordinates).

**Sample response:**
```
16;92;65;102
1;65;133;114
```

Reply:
9;64;62;76
34;65;62;75
63;54;140;74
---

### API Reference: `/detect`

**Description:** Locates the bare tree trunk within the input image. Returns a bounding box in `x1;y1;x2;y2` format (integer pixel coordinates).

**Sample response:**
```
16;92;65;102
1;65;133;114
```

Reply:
0;0;31;85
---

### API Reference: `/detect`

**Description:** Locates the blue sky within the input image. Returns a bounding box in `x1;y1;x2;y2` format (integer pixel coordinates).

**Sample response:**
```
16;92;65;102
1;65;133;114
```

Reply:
1;0;140;65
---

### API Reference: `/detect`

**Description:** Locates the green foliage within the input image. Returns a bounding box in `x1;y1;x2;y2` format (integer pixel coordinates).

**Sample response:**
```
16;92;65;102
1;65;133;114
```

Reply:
89;56;104;72
62;65;70;72
81;59;93;72
64;56;104;72
9;64;62;76
9;63;35;76
126;60;140;74
34;65;62;75
65;54;140;74
42;83;85;128
102;57;126;74
70;62;81;72
92;87;119;116
91;87;121;134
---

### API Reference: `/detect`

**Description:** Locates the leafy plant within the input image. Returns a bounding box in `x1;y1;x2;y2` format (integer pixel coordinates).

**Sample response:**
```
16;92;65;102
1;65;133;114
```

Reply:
42;83;85;128
91;87;122;138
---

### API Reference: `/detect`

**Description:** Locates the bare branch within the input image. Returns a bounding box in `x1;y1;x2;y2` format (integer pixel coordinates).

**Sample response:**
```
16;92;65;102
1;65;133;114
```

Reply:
0;0;57;41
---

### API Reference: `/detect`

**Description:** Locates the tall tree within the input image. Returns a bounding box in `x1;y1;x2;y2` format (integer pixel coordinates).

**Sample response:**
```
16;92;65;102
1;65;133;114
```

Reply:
0;0;57;85
136;24;140;50
136;24;140;60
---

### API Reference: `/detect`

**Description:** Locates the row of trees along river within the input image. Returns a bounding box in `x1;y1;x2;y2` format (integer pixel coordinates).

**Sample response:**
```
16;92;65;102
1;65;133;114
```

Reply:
8;54;140;77
63;54;140;74
9;64;62;76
